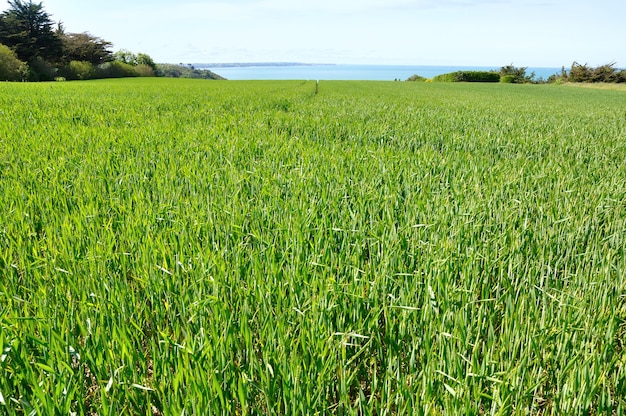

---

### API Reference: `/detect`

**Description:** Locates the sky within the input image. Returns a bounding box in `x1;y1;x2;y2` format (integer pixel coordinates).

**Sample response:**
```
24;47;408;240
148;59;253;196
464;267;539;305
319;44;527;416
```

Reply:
1;0;624;67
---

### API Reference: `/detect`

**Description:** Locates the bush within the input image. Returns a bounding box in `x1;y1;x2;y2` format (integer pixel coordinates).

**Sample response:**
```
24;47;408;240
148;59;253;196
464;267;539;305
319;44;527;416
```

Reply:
590;63;620;83
134;64;155;77
62;60;96;80
28;57;57;81
499;64;535;83
457;71;500;82
568;62;592;83
433;71;500;83
0;43;27;81
432;72;457;82
406;74;426;82
155;63;225;80
96;60;138;78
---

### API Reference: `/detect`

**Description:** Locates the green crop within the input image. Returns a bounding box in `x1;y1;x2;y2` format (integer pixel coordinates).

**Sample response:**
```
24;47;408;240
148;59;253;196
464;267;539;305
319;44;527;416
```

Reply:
1;78;625;414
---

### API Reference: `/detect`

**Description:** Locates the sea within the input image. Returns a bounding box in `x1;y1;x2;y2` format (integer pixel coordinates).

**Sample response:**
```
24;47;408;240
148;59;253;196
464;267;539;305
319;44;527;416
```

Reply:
196;64;562;81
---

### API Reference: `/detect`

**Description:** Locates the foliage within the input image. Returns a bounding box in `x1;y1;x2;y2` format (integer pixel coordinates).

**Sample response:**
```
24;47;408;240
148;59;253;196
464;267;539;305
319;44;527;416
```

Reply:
59;60;95;80
568;61;593;83
590;63;623;83
0;2;162;82
134;63;155;77
433;70;500;82
552;62;626;84
136;53;156;70
26;55;55;80
96;60;138;78
113;49;138;65
1;79;625;414
156;63;225;79
406;74;426;82
60;32;112;65
499;63;535;83
109;50;159;77
432;71;456;82
0;0;62;64
0;41;26;80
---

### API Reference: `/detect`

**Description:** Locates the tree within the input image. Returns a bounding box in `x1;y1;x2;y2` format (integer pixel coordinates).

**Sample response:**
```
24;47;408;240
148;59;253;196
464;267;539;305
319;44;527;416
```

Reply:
499;64;535;83
0;42;27;80
590;62;619;83
60;32;112;65
0;0;62;64
136;52;156;70
568;62;592;83
113;49;137;65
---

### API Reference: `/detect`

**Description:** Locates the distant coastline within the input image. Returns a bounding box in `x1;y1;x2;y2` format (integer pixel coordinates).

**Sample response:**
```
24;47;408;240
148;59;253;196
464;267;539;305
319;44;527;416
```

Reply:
194;63;563;81
195;62;335;68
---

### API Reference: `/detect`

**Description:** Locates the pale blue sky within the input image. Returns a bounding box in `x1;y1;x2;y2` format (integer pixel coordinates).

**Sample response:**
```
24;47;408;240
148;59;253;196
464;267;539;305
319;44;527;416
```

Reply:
1;0;623;67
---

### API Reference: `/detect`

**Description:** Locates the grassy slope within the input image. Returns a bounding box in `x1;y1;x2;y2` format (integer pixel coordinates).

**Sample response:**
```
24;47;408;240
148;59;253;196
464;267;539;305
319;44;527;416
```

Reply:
1;79;625;414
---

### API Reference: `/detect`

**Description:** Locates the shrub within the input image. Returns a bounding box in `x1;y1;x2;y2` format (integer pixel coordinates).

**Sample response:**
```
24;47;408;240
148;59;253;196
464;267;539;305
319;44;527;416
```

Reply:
590;63;619;83
568;62;592;83
406;74;426;82
65;60;95;80
500;75;516;83
457;71;500;82
134;64;155;77
0;43;27;81
155;64;225;80
432;72;457;82
499;64;535;83
96;60;138;78
433;71;500;83
28;57;57;81
70;60;95;80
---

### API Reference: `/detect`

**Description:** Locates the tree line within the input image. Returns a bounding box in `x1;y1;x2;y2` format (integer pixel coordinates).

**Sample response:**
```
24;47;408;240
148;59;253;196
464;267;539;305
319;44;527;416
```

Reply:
0;0;224;81
495;63;626;84
407;63;626;84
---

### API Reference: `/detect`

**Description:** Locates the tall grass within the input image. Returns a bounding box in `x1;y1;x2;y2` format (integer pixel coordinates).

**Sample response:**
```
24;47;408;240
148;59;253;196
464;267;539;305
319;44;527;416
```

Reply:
1;78;625;414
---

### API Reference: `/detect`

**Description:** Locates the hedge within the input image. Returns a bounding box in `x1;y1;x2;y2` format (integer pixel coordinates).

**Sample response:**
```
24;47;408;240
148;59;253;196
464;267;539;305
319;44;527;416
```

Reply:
433;71;501;83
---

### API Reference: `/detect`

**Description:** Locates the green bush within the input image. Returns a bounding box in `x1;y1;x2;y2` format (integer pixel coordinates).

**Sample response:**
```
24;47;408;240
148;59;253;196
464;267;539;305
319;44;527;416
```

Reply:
458;71;500;82
134;64;156;77
62;60;96;80
432;72;457;82
96;60;138;78
433;71;500;83
70;60;95;80
0;43;27;81
27;57;57;81
499;64;535;83
406;74;426;82
155;63;225;80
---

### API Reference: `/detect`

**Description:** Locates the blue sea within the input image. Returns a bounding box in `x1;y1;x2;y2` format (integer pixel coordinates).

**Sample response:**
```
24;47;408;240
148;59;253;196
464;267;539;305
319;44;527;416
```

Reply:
197;64;562;81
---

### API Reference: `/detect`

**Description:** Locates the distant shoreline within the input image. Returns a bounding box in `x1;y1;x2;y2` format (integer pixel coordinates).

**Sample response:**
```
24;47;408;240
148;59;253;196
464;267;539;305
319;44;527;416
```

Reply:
195;62;335;68
191;64;563;81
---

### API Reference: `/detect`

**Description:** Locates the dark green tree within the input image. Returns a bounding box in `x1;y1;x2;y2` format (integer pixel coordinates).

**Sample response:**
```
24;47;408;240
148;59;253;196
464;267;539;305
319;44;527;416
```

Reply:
590;62;619;83
499;64;535;83
568;62;592;83
60;32;113;65
0;0;62;64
